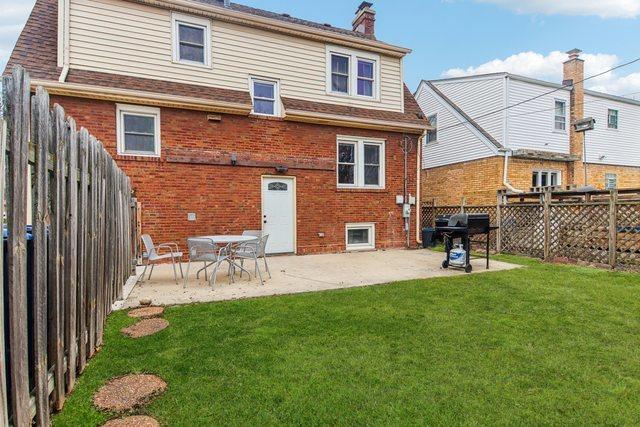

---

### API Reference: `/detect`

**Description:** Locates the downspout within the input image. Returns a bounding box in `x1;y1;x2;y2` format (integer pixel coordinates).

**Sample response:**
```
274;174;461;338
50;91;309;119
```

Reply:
416;130;426;245
499;75;523;194
58;0;70;82
500;148;523;194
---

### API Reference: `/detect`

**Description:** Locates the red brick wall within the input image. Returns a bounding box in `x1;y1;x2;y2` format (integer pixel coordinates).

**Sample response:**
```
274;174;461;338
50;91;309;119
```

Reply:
51;95;418;254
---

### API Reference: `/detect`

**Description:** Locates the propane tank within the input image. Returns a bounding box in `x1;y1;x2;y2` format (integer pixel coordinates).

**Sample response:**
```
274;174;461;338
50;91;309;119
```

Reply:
449;244;467;267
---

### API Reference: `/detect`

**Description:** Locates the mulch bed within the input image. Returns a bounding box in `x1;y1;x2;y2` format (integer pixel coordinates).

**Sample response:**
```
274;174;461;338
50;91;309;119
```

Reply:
121;318;169;339
93;374;167;413
128;307;164;319
103;415;161;427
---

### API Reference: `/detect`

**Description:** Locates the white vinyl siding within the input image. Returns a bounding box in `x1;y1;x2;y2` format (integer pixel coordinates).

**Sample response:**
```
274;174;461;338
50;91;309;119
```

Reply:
416;83;497;169
68;0;404;112
506;78;571;155
583;94;640;167
432;76;506;146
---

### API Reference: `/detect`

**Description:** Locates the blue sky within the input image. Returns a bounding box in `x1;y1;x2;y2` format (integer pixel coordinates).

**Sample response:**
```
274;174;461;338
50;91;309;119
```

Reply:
2;0;640;96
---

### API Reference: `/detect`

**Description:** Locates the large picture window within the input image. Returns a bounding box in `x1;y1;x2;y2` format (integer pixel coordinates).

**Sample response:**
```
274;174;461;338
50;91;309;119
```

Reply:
116;104;161;157
337;137;385;189
172;13;211;67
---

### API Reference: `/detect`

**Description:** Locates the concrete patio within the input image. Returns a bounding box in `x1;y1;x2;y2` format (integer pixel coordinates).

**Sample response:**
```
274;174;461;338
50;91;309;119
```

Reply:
121;249;520;309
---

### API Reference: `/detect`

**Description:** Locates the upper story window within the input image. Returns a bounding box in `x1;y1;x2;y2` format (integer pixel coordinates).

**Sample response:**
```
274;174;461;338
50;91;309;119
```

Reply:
426;114;438;143
337;137;385;189
116;104;161;157
331;54;350;94
327;46;380;100
607;109;619;129
532;170;560;188
172;13;211;67
250;78;280;116
554;100;566;131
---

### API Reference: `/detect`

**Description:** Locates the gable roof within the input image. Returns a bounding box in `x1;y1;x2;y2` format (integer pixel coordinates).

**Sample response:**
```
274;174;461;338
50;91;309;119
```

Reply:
4;0;428;133
422;81;503;149
428;72;640;108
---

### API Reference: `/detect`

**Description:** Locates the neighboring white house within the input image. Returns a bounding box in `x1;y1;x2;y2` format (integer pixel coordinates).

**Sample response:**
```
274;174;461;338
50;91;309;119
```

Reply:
415;50;640;204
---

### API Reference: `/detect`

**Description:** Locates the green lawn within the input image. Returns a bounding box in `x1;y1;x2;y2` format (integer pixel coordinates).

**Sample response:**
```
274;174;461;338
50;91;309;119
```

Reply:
54;255;640;426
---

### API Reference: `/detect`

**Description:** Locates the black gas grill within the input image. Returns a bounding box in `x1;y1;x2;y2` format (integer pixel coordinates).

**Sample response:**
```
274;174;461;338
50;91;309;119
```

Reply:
435;213;497;273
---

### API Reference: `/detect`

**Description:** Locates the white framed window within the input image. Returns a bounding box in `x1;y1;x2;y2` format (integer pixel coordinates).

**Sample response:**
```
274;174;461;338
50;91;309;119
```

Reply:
426;114;437;143
172;13;211;67
607;109;619;129
326;45;380;100
116;104;161;157
250;77;280;116
532;170;561;188
330;54;350;94
337;137;385;189
605;173;618;190
554;100;566;132
346;223;375;251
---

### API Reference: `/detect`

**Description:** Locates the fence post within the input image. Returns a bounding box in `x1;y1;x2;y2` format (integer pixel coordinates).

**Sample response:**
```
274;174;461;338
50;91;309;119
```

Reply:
3;64;31;427
543;189;551;261
495;193;502;253
0;119;8;427
609;190;618;269
31;86;51;427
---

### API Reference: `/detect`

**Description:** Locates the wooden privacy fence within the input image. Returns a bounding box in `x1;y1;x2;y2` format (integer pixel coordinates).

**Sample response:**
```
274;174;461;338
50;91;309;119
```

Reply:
421;189;640;271
1;66;136;426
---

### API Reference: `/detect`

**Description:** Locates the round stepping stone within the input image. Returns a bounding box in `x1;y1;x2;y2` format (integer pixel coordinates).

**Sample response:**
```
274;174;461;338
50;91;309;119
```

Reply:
121;318;169;339
103;415;160;427
93;374;167;413
128;306;164;319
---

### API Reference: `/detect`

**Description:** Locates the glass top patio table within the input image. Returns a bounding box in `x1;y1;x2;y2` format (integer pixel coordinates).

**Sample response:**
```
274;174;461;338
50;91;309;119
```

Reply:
193;235;258;244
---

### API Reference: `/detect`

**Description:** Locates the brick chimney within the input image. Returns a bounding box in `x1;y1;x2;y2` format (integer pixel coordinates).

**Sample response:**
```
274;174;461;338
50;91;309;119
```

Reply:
352;2;376;38
563;48;585;186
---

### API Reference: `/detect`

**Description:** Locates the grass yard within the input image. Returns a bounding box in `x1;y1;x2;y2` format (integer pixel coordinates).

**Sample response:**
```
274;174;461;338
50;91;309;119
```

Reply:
54;255;640;426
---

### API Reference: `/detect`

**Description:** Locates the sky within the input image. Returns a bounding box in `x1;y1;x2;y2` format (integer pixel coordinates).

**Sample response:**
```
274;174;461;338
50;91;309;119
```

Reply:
2;0;640;98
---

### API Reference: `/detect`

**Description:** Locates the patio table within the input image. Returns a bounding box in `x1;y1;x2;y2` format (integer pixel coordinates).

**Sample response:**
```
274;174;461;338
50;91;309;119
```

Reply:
193;235;259;282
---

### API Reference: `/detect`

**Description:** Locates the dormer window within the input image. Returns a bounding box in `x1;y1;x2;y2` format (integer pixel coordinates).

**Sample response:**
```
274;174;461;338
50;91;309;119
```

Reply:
331;54;350;94
172;13;211;67
326;46;379;100
250;78;280;117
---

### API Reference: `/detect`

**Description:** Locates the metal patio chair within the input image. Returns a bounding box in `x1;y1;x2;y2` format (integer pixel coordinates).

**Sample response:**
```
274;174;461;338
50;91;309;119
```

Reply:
236;231;271;285
184;238;233;289
140;234;184;285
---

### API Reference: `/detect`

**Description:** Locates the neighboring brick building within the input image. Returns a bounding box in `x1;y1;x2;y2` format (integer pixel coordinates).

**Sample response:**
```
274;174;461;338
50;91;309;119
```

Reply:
416;50;640;206
5;0;429;254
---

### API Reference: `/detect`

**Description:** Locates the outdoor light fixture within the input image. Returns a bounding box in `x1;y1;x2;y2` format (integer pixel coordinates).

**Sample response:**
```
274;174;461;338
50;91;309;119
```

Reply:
231;153;237;166
275;165;288;174
572;117;596;186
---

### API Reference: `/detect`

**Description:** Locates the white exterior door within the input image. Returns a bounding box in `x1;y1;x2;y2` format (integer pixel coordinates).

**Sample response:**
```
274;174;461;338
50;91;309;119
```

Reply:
262;177;295;254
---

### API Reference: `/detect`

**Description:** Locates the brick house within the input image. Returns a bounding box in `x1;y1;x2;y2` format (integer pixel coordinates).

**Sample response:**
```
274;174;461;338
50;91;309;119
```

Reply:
416;49;640;206
5;0;429;254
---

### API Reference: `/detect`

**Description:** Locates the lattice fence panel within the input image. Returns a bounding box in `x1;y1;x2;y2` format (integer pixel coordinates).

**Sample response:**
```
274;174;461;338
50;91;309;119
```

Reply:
464;205;497;250
616;203;640;270
500;205;544;258
549;203;610;265
421;203;435;229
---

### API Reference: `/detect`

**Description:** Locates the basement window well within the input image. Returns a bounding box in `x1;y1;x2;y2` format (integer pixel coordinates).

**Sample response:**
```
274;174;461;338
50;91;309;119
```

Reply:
346;223;376;251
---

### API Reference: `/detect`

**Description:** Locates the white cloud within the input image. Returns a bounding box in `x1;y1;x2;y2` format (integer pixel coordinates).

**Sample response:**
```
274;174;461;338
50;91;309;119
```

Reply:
478;0;640;19
442;51;640;98
0;0;35;72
